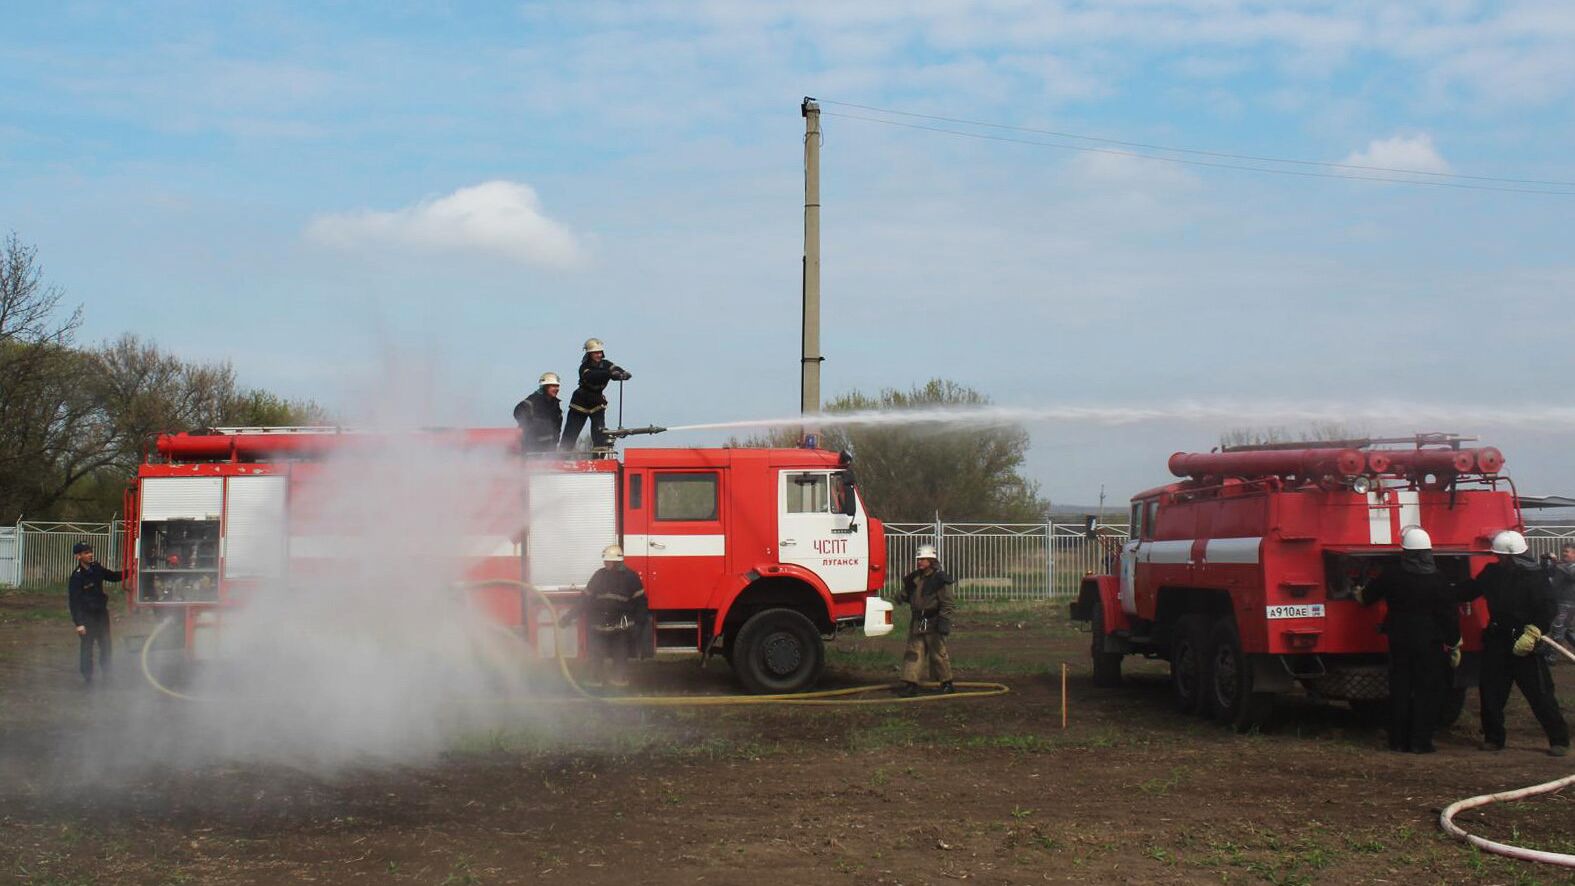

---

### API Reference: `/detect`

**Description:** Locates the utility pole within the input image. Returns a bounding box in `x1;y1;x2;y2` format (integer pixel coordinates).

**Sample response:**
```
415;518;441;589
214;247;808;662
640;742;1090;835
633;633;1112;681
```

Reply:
800;97;823;444
1098;484;1107;524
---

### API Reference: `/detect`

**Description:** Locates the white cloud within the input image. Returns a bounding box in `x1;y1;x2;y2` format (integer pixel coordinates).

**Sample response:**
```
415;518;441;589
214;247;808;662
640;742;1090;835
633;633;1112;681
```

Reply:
305;181;586;268
1342;133;1451;175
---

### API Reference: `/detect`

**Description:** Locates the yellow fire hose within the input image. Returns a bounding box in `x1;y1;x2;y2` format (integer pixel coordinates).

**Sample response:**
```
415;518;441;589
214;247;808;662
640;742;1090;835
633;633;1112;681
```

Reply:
139;579;1010;706
1438;634;1575;869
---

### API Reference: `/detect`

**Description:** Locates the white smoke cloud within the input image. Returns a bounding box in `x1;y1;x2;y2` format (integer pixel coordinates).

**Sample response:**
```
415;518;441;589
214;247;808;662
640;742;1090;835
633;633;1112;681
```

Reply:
1342;133;1451;175
305;180;587;268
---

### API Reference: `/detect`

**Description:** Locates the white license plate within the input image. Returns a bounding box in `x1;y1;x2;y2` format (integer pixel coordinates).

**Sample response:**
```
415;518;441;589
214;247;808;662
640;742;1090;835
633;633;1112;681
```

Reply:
1266;604;1326;620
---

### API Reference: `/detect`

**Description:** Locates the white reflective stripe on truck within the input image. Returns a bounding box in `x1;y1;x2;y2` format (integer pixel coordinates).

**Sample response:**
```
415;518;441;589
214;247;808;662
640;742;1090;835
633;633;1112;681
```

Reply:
1204;537;1262;564
625;534;726;557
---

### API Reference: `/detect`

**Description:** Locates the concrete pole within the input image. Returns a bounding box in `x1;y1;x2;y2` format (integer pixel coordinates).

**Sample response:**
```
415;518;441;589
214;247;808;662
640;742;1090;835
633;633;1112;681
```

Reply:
800;97;823;442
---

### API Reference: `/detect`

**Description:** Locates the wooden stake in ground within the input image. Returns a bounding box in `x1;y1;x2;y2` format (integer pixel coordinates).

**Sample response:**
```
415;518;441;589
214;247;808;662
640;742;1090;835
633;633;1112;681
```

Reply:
1061;662;1068;729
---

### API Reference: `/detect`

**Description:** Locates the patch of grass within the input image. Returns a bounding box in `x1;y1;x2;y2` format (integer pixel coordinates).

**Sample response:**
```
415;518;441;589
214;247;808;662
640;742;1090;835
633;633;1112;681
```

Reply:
847;716;928;751
441;855;481;885
1135;766;1189;797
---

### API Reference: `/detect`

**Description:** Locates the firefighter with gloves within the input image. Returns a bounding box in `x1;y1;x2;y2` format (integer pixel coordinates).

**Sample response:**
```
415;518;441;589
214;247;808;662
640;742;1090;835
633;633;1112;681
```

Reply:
513;371;564;452
1542;543;1575;666
67;542;123;685
560;544;647;688
1458;530;1571;755
560;338;631;451
894;545;956;697
1353;526;1459;753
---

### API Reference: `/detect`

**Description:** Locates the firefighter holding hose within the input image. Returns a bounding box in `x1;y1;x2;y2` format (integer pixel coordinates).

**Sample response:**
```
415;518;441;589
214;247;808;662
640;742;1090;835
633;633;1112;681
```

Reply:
560;544;647;688
895;545;956;697
1459;530;1570;756
1353;526;1459;753
560;338;631;451
67;542;122;685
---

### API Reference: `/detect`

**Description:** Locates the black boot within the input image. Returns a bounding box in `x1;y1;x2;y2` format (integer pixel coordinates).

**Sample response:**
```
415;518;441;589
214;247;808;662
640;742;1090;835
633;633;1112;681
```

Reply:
940;681;956;694
895;682;919;698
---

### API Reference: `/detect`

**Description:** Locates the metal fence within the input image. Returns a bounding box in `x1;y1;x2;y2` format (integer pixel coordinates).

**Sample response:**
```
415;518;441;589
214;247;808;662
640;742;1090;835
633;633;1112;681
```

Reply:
1;521;124;588
884;521;1131;601
1525;526;1575;560
886;522;1575;603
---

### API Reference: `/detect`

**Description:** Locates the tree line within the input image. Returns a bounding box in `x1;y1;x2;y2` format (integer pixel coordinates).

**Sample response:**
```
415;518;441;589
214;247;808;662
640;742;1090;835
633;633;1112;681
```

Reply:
739;379;1052;524
0;234;321;522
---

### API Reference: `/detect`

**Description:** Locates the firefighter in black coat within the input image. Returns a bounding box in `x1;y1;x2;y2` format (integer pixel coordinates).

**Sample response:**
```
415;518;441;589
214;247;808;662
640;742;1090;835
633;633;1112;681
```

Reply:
560;338;631;451
1355;527;1459;753
560;544;647;687
1458;530;1570;755
67;542;123;684
513;371;564;452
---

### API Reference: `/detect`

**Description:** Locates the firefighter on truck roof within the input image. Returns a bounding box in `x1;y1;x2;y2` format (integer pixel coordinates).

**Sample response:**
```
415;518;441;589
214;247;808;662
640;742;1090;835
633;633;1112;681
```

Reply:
1459;530;1570;756
513;371;563;452
1354;526;1460;754
895;545;956;697
68;542;122;686
560;338;631;451
560;544;647;688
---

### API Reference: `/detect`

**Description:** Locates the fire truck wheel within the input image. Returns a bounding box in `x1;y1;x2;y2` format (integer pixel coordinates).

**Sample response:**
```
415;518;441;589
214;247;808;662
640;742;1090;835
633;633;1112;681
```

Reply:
1170;615;1210;715
731;608;826;694
1438;686;1469;729
1207;619;1272;732
1089;598;1123;687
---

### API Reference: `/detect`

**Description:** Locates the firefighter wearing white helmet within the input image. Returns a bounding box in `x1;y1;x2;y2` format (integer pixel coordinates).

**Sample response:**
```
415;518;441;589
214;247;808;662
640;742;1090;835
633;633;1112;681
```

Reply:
1458;528;1569;755
560;541;647;688
894;544;956;697
561;337;632;451
1352;525;1458;753
512;371;564;452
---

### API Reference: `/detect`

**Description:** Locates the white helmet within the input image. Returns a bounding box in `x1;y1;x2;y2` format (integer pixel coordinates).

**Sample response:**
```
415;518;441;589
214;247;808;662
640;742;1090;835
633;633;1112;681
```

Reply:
916;545;938;561
539;371;561;386
1490;530;1528;555
584;338;605;353
1400;526;1432;551
601;543;624;562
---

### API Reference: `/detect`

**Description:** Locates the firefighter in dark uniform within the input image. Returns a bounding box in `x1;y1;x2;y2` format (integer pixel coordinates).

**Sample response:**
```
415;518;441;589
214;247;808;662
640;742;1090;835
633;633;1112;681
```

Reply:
513;371;564;452
560;338;631;451
67;542;123;685
1354;526;1459;753
895;545;956;697
1459;530;1570;755
560;544;647;687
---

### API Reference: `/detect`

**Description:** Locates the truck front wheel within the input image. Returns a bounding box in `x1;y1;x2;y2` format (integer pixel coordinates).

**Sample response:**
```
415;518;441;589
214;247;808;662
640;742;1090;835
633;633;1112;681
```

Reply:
1208;619;1273;732
731;608;825;694
1090;597;1123;687
1171;615;1210;715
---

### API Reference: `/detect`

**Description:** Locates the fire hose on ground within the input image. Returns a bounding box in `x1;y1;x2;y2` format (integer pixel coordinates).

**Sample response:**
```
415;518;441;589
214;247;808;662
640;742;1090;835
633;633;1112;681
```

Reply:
139;579;1010;707
1438;634;1575;869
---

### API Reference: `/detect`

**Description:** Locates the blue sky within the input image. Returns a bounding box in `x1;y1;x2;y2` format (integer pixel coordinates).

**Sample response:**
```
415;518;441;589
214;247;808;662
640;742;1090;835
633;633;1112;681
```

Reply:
4;2;1575;507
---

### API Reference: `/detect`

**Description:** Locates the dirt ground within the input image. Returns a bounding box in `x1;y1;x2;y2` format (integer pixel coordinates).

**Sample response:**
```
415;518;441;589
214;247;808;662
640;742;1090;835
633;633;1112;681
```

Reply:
3;588;1574;885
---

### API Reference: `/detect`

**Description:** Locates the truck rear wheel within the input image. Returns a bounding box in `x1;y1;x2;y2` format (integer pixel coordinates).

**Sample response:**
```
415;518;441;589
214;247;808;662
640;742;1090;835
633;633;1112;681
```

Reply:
1089;597;1123;687
1208;620;1273;732
730;608;825;694
1171;615;1210;714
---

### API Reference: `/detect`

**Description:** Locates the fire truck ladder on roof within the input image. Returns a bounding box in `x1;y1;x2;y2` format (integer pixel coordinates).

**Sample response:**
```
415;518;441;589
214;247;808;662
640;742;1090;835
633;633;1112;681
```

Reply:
206;426;349;435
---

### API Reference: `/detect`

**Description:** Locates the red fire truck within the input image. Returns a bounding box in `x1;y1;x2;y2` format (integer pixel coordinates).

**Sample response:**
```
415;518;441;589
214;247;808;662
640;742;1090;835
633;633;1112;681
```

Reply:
1070;435;1518;730
121;427;893;693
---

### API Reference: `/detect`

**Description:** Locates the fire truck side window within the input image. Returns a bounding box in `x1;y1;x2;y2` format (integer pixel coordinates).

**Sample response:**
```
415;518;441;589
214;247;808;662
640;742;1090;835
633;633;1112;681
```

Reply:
786;472;831;514
628;474;643;509
1143;501;1158;539
1129;503;1143;539
655;473;719;522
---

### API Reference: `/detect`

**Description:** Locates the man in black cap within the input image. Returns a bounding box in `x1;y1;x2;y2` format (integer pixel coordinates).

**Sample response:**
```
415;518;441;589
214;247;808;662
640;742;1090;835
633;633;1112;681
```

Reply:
67;542;122;685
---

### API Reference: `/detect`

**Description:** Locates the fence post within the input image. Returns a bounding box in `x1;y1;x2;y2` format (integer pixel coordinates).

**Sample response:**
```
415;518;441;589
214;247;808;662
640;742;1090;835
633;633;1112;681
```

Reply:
1044;520;1053;597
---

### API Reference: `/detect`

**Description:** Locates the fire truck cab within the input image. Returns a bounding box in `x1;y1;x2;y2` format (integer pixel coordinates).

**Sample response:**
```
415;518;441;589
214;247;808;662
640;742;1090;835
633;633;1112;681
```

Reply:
123;427;893;694
1071;436;1517;730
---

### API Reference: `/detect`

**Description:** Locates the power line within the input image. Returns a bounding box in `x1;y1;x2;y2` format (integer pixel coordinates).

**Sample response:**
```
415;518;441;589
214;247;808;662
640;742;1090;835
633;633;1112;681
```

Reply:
818;109;1575;196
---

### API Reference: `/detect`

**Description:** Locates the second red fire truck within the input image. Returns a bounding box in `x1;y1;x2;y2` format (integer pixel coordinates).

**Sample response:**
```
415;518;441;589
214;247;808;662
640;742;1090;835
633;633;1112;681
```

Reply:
122;427;893;693
1072;435;1518;730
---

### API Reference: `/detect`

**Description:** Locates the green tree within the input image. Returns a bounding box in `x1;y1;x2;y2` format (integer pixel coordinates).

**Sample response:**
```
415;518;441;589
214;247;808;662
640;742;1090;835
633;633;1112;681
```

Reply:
738;379;1049;523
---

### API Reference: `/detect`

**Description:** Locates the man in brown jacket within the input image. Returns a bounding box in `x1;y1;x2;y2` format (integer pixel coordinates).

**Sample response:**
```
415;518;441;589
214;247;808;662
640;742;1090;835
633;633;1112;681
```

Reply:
895;544;956;697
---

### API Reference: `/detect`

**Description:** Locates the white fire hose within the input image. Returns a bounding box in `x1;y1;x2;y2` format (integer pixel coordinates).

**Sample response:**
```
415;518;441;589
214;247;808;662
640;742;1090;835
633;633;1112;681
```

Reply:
1438;635;1575;868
